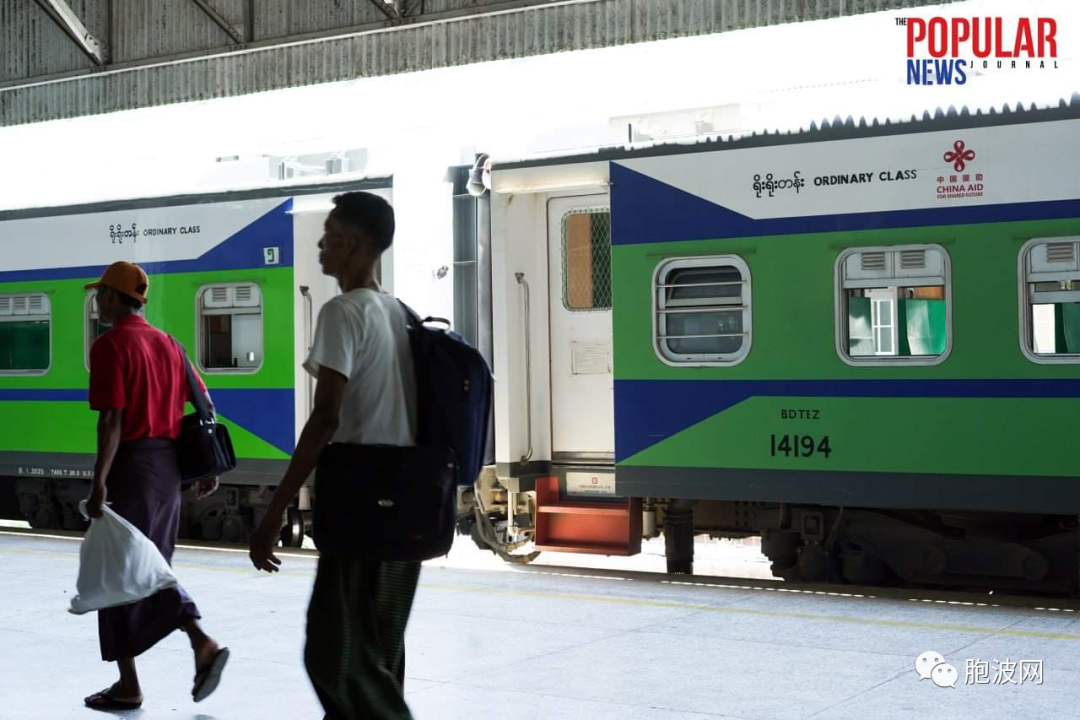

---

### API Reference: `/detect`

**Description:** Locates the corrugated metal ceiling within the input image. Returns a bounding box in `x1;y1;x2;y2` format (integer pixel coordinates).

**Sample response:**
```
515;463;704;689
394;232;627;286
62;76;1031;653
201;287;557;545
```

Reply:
1;0;961;126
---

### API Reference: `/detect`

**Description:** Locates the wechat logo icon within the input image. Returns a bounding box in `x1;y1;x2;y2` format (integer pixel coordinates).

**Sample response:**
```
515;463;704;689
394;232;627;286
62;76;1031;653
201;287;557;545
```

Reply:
916;651;957;689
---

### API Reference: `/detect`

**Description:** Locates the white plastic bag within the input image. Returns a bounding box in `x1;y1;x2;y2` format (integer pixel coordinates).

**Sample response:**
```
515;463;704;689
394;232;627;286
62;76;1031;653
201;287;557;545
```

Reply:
69;500;179;615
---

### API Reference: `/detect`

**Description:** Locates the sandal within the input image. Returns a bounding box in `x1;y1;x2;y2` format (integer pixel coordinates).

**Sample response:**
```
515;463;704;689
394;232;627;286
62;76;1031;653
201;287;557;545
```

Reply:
84;688;143;711
192;647;230;703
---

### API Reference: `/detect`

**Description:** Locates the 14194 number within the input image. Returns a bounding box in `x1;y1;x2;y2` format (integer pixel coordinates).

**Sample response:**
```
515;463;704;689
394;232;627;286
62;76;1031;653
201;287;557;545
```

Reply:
770;435;832;458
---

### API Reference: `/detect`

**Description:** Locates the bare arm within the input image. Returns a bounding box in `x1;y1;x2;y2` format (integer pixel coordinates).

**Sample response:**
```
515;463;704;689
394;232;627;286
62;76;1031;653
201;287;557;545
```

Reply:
249;366;346;572
86;409;124;518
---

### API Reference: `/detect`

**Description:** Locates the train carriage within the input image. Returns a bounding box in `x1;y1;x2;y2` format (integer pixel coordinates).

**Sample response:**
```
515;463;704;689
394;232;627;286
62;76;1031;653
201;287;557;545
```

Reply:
3;98;1079;595
486;98;1080;593
0;178;393;544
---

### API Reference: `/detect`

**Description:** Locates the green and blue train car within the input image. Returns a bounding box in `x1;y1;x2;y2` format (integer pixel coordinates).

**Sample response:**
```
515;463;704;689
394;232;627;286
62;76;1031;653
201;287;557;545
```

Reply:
4;99;1079;593
488;99;1080;593
0;178;392;544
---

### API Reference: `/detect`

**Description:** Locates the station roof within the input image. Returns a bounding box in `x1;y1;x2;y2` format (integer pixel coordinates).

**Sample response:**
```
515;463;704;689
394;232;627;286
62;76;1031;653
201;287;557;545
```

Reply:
2;0;962;126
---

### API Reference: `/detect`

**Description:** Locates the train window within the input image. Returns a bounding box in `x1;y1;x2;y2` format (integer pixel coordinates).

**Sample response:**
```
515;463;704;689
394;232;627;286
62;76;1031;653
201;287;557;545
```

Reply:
562;209;612;311
84;291;111;370
1020;238;1080;363
197;283;263;373
0;293;51;374
653;256;751;366
835;245;951;365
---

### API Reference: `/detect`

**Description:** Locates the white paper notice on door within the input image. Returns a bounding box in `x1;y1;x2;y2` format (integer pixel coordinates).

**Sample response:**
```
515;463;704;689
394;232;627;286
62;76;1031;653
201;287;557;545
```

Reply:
571;341;611;375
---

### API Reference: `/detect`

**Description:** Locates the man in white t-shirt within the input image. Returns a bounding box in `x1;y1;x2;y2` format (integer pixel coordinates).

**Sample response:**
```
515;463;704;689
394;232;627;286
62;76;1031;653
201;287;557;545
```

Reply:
249;191;419;719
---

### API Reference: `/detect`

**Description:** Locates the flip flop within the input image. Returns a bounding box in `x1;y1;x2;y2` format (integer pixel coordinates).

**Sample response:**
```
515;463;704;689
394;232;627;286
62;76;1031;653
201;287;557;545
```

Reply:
192;647;230;703
84;688;143;711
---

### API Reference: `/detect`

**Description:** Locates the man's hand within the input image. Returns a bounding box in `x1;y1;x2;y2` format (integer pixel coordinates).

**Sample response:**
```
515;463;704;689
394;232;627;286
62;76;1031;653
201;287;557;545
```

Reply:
248;367;345;574
249;515;282;573
86;484;107;519
193;476;219;500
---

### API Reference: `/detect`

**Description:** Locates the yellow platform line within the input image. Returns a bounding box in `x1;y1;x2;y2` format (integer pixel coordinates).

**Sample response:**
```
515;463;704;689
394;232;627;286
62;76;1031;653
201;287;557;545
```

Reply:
419;582;1080;641
4;541;1077;642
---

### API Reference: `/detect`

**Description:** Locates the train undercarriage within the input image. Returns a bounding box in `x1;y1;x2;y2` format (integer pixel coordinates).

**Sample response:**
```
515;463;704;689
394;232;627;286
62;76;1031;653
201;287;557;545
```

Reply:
6;473;1079;596
455;473;1080;597
4;476;312;549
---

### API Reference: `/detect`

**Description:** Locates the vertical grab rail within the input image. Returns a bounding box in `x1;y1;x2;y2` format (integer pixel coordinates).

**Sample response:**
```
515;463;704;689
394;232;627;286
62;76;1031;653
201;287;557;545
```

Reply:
299;286;314;417
515;272;534;464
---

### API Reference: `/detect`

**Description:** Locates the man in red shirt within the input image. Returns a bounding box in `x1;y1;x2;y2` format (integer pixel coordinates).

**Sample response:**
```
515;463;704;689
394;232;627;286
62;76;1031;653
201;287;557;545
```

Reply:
83;262;229;711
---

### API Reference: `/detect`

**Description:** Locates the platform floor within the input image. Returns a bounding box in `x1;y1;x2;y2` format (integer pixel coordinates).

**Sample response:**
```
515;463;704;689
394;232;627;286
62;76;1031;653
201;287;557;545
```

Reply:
1;531;1079;720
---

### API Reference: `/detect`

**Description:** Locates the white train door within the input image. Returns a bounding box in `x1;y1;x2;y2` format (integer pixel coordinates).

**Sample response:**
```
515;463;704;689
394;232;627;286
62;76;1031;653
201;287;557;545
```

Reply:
547;195;614;463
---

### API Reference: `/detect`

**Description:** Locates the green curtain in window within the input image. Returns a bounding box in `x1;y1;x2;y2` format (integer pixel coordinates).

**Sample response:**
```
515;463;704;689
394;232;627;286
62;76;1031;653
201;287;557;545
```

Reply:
847;297;875;356
898;299;947;356
1061;303;1080;353
1052;304;1066;354
0;321;50;371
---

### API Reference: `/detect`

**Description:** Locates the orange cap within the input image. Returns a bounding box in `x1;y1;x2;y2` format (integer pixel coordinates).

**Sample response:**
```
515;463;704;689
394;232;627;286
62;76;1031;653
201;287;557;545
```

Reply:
84;262;150;304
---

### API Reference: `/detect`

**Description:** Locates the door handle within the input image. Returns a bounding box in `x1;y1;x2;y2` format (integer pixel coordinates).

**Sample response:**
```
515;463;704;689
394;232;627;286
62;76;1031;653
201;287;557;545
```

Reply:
515;272;533;464
300;285;314;416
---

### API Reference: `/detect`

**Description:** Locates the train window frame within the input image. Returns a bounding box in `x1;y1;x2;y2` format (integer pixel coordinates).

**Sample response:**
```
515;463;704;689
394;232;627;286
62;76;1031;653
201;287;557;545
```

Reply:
652;255;752;367
1018;236;1080;365
0;292;52;376
834;243;953;367
83;290;111;371
195;282;265;375
561;207;613;312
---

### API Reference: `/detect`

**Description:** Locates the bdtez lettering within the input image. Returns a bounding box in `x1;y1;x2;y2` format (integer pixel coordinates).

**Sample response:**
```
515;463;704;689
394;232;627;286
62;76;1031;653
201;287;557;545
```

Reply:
753;172;805;198
781;409;820;420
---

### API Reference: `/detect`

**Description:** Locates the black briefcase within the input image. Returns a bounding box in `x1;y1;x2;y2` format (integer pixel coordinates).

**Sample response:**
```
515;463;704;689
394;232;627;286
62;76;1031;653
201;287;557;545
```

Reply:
314;443;457;562
177;413;236;483
172;339;237;484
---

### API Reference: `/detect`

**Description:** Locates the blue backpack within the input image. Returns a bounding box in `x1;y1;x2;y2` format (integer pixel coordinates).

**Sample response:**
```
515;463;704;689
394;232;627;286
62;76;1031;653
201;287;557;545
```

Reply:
399;302;493;487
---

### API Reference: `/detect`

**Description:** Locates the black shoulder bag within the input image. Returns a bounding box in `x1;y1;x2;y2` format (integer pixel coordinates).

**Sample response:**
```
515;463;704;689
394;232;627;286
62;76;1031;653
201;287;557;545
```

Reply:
172;339;236;485
313;443;457;562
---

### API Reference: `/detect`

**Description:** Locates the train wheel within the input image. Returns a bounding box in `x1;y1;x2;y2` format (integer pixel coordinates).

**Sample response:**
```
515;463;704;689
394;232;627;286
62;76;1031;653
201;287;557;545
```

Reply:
280;507;305;548
769;561;801;582
797;544;829;583
666;557;693;575
30;497;57;530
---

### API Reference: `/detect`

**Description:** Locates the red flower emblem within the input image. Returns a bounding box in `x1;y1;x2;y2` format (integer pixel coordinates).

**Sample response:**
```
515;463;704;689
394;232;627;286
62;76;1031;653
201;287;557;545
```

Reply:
943;140;976;172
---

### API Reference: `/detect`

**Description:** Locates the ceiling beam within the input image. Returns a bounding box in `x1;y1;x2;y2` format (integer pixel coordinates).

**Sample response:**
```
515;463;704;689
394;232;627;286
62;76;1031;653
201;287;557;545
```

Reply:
191;0;246;45
33;0;109;66
400;0;424;17
368;0;402;20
